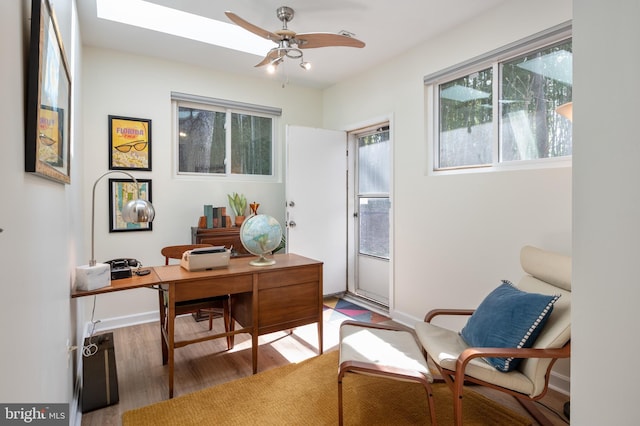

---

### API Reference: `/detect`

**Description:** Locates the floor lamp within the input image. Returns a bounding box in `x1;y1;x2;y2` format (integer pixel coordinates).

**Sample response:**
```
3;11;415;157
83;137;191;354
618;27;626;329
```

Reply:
75;171;155;291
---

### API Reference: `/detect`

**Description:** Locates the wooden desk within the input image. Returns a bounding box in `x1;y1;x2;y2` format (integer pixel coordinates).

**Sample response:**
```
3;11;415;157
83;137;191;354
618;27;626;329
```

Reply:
71;253;323;398
70;268;163;297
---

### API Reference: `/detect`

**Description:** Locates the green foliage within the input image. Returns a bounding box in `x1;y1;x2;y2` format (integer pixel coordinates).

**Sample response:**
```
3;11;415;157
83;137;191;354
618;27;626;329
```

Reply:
273;234;286;253
231;113;272;175
439;68;493;133
438;39;572;167
227;192;247;216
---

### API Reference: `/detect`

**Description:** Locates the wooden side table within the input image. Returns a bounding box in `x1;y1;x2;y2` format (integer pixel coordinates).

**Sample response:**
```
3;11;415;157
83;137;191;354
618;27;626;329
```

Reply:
191;226;251;257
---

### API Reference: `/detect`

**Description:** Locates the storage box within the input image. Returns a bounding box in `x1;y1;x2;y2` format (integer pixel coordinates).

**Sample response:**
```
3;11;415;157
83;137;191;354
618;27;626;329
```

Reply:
81;332;119;413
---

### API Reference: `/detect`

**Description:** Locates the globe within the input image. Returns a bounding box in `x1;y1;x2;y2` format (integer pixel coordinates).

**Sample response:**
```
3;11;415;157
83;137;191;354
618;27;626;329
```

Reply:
239;214;283;266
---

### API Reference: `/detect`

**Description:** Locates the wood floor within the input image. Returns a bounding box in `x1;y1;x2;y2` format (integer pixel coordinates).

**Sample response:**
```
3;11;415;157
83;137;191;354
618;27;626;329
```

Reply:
80;305;570;425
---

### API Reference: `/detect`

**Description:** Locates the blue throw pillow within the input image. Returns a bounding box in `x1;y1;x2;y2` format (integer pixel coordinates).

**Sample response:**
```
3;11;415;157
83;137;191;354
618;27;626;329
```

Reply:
460;280;560;372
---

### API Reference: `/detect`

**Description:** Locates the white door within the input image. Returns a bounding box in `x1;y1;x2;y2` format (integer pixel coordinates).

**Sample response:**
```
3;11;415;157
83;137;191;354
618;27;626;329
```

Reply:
285;125;347;295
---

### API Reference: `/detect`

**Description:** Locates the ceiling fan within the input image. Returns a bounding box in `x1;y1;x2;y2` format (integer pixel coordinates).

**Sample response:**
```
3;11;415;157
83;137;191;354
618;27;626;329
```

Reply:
225;6;365;72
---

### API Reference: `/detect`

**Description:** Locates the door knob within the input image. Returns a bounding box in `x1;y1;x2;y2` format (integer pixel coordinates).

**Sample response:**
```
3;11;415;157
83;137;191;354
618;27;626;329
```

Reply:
288;221;297;227
288;201;295;207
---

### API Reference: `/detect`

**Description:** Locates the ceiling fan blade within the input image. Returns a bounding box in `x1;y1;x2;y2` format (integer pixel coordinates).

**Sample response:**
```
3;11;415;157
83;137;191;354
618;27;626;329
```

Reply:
225;11;281;42
295;33;365;49
254;49;283;67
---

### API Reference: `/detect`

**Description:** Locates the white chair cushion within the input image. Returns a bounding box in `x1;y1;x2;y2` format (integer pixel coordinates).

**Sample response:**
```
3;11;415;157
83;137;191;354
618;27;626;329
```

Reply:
340;324;433;382
520;245;571;291
415;321;536;396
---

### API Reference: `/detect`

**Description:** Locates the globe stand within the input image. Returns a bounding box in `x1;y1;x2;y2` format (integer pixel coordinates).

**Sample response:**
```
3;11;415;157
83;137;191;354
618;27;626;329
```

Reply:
240;214;283;267
249;254;276;267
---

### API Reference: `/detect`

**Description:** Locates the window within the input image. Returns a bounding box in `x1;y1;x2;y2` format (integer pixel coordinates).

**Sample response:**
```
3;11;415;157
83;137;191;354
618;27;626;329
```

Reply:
357;126;390;259
427;23;572;171
172;92;281;177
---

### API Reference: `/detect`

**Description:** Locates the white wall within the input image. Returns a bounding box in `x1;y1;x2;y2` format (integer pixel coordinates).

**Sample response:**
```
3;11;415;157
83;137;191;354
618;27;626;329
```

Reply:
0;0;83;410
572;1;640;424
322;0;573;390
324;0;572;327
81;48;324;320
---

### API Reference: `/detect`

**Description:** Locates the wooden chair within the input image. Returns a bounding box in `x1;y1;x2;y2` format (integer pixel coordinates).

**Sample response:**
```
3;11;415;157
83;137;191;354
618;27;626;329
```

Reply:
158;244;232;365
414;245;571;426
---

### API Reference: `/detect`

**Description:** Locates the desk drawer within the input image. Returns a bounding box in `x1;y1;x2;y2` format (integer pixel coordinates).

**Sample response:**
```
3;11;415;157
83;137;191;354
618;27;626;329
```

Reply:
258;281;320;329
174;274;252;302
258;265;320;290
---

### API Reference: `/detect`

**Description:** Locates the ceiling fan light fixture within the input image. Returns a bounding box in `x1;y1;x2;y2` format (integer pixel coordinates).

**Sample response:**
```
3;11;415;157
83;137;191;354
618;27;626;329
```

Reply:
267;56;283;74
284;47;303;59
227;6;365;73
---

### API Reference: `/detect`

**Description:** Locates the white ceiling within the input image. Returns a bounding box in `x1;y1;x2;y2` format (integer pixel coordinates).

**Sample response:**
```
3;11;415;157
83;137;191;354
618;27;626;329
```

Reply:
77;0;508;89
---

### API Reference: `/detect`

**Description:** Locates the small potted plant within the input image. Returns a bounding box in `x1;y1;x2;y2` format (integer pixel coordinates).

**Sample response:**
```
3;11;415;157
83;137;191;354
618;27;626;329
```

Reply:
227;192;247;226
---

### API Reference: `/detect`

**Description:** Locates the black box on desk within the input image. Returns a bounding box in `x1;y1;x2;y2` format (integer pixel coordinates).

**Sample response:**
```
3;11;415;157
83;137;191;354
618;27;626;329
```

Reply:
81;332;119;413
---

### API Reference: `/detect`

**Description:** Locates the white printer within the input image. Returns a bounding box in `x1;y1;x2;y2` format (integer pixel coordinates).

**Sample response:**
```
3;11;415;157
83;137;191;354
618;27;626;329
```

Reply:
180;246;230;271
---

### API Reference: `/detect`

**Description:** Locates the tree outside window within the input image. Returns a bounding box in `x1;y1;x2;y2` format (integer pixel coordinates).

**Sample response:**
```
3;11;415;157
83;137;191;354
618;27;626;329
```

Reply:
178;105;274;176
436;37;572;170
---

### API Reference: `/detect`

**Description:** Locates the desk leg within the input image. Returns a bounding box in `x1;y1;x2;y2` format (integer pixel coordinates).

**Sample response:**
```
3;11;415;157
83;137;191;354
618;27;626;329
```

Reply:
158;289;168;365
168;284;176;398
317;266;324;354
251;276;258;374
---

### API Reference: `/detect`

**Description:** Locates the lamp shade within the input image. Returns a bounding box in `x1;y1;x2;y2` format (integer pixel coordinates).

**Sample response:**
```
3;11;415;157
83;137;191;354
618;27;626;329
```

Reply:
556;102;573;122
122;198;155;223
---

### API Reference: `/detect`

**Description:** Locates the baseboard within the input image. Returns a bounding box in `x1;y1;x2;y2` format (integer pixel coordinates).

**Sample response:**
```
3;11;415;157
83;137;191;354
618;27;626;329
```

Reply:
340;293;390;317
548;370;570;395
389;309;421;329
88;310;159;334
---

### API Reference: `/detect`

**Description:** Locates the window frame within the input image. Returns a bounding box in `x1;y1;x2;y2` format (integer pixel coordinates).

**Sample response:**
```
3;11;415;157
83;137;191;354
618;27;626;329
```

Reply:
171;92;281;181
425;22;572;174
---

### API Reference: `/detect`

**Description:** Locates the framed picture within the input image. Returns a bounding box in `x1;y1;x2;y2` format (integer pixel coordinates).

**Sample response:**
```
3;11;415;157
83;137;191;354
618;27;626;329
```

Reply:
108;115;152;171
25;0;72;184
108;178;153;232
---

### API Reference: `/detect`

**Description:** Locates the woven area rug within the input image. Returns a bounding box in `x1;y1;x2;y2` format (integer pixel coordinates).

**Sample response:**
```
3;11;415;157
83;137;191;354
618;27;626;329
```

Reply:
123;351;531;425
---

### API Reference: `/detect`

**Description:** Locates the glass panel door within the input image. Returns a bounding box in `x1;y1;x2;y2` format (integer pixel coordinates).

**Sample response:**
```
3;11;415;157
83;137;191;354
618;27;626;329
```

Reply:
353;126;390;305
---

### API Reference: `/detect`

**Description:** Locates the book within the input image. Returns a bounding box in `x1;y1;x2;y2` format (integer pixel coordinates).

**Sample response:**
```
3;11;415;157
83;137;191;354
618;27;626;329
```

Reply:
204;205;213;228
215;207;223;228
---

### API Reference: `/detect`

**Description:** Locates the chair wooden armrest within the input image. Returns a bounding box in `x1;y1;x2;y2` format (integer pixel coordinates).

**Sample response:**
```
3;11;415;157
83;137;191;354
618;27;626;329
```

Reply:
457;342;571;372
424;308;475;323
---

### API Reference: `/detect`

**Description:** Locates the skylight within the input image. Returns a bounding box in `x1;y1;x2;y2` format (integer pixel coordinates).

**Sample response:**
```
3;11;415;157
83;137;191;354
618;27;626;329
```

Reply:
96;0;274;56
